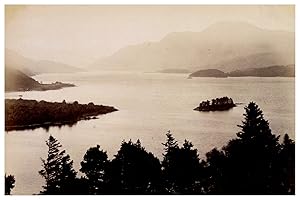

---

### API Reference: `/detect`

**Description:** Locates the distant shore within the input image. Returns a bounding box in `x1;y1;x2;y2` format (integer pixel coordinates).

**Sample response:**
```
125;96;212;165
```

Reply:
28;81;75;92
188;65;295;78
5;81;76;92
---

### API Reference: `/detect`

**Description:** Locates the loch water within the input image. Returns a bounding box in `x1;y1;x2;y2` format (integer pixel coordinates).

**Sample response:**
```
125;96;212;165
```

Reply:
5;71;295;194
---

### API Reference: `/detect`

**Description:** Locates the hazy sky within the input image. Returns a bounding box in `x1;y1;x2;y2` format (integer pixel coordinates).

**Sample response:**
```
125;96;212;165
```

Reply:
5;5;294;67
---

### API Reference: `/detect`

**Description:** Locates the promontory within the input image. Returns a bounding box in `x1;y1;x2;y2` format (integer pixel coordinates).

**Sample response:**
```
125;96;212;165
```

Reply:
5;99;118;131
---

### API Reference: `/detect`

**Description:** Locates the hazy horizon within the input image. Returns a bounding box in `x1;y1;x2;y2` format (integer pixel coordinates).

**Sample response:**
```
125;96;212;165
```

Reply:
6;5;294;67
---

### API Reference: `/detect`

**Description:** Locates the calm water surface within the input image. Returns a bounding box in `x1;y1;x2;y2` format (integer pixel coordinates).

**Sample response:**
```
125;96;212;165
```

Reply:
5;71;295;194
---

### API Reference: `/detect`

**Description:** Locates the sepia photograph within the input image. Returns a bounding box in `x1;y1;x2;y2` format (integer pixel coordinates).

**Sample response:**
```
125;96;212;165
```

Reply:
4;4;295;195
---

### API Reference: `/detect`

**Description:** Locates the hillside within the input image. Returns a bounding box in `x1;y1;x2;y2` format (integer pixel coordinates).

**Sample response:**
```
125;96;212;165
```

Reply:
90;22;294;72
5;67;75;92
5;67;40;91
199;52;294;72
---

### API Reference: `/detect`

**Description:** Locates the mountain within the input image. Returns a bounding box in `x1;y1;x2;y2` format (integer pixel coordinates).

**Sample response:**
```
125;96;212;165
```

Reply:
228;65;295;77
5;67;75;92
198;52;294;73
5;49;83;76
189;65;295;78
34;60;83;74
189;69;228;78
5;49;37;76
5;67;40;91
90;22;294;72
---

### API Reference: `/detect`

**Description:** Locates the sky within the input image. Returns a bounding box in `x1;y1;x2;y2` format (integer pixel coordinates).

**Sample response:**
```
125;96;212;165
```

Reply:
5;5;295;67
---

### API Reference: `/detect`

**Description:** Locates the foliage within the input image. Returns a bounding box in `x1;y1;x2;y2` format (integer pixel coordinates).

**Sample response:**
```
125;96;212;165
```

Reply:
80;145;109;194
5;99;117;131
39;135;77;194
106;140;162;194
204;102;294;194
162;132;204;194
5;174;15;195
275;134;295;194
13;102;292;195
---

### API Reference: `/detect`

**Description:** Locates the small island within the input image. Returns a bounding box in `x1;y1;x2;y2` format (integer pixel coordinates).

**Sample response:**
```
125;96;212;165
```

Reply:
194;96;236;112
5;99;118;131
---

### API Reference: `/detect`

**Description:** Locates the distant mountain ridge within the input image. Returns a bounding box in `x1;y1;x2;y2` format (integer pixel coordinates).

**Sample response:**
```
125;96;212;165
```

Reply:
5;49;83;76
90;22;294;72
189;65;295;78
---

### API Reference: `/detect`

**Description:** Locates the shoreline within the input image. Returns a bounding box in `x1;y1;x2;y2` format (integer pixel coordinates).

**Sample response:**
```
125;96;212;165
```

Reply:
5;81;76;93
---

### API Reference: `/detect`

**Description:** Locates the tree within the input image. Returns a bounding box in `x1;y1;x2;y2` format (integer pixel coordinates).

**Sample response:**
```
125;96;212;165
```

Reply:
161;131;179;193
162;132;204;194
39;135;77;194
31;101;293;195
204;148;227;194
218;102;281;194
275;134;295;194
80;145;109;194
5;174;15;195
106;140;162;194
162;130;179;154
175;140;204;194
67;177;90;195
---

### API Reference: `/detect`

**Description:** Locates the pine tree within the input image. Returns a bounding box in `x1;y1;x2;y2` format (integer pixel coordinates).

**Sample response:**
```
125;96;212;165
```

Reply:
237;102;279;145
176;140;203;194
59;151;77;194
161;131;179;193
277;134;295;194
162;130;179;155
106;140;162;194
222;102;281;194
80;145;109;194
39;135;77;194
204;148;227;194
162;132;203;194
5;174;15;195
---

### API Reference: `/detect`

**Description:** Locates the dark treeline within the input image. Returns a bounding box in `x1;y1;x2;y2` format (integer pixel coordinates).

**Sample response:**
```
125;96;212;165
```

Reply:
6;102;295;195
